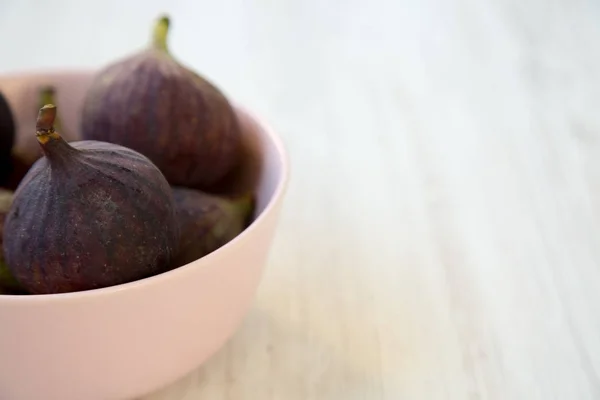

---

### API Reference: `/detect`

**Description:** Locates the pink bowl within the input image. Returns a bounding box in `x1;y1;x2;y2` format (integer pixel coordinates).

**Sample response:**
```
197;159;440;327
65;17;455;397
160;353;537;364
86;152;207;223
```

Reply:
0;70;289;400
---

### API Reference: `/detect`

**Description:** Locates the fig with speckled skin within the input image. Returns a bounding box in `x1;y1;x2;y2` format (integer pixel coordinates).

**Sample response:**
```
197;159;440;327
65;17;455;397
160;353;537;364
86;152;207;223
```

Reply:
80;14;242;189
3;104;179;295
170;187;254;268
0;91;15;187
0;189;26;294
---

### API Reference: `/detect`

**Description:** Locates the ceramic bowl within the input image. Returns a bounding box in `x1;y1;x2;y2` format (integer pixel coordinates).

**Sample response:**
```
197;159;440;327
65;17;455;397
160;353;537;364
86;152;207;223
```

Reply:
0;70;289;400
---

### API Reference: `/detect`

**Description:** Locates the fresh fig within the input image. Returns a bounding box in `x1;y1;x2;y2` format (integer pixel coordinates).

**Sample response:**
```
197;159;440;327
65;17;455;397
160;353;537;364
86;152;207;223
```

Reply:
2;104;179;294
170;187;254;268
0;189;26;295
0;91;15;186
80;14;242;189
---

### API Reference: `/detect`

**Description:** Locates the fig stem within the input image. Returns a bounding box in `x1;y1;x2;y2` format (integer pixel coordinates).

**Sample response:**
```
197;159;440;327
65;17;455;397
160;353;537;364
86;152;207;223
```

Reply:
39;86;61;131
152;15;170;52
36;104;57;134
34;104;75;158
39;86;55;109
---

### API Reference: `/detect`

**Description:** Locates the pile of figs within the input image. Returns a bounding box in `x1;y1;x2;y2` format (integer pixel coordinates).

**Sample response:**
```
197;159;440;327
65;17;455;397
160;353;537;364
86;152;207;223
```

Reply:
0;15;255;295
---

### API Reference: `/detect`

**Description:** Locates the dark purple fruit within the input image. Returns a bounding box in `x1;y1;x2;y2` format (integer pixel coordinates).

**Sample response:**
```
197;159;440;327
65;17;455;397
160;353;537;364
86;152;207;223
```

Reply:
0;91;15;187
80;14;242;189
170;187;254;268
2;104;179;295
3;154;30;192
0;189;26;295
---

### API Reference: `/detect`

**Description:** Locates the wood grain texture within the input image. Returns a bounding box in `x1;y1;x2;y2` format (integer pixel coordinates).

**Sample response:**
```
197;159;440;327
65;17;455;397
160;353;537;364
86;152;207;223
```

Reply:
2;0;600;399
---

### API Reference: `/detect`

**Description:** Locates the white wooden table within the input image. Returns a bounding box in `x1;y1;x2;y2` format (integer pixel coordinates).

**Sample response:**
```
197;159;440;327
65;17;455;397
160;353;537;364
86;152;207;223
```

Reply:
2;0;600;399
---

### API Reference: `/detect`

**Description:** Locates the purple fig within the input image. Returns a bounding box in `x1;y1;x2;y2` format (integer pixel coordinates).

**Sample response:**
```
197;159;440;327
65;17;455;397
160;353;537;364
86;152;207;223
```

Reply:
80;14;242;189
2;104;179;294
0;189;26;294
0;91;15;187
170;187;254;268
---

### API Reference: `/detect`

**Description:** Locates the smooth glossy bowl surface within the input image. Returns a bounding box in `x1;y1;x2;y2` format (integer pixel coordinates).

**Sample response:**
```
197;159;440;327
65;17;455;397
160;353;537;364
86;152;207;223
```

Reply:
0;70;289;400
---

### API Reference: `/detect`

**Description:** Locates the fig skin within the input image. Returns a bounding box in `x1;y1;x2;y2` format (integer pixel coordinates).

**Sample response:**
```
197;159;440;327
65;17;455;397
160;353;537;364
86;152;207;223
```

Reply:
0;189;26;295
80;15;242;189
0;91;15;187
170;187;254;269
3;104;180;295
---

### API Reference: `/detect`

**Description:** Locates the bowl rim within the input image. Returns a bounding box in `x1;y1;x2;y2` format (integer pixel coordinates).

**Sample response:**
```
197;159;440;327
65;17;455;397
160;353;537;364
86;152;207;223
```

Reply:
0;79;290;304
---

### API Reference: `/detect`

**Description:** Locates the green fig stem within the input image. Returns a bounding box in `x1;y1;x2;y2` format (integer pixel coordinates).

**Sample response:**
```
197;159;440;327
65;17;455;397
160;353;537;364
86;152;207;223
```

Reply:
36;104;57;135
39;86;55;108
35;104;76;160
152;15;170;53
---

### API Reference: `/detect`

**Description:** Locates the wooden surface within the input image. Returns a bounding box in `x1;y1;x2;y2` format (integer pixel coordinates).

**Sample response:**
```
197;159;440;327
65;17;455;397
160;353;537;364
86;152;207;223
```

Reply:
2;0;600;399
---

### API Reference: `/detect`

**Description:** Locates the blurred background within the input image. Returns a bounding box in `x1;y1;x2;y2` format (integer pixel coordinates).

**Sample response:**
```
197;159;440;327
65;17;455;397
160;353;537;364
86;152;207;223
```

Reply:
3;1;600;209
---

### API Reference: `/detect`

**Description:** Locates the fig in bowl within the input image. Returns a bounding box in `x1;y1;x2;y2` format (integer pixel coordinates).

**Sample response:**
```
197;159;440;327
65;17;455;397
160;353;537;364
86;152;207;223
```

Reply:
80;15;242;190
0;68;288;400
3;104;180;295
